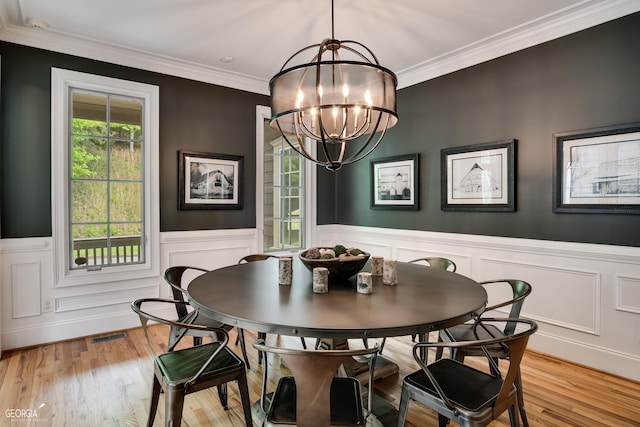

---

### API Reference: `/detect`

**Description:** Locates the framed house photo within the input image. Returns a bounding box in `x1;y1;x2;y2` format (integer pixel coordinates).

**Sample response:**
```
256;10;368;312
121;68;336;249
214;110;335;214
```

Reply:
178;150;244;210
553;122;640;214
441;139;516;212
371;154;419;210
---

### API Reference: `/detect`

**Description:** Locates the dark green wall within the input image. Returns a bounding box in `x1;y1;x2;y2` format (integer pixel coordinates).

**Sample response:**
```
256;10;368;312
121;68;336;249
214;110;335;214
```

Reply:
0;42;268;238
3;12;640;246
328;12;640;247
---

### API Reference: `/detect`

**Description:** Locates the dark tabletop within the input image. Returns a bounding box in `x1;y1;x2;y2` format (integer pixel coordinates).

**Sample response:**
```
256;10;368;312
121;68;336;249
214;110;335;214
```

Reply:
187;258;487;340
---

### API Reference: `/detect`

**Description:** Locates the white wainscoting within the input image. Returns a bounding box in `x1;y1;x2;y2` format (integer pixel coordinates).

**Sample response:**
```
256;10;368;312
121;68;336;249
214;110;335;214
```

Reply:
316;224;640;382
0;229;259;352
2;226;639;382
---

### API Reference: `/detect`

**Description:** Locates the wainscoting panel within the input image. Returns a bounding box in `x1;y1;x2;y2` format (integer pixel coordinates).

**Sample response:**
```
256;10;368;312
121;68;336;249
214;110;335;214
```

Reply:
314;224;640;382
55;285;159;313
479;257;600;335
617;275;640;314
11;262;42;319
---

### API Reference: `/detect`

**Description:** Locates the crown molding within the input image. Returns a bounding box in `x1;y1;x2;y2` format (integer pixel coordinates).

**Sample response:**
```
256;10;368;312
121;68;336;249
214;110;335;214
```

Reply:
396;0;640;89
0;0;638;94
0;23;270;95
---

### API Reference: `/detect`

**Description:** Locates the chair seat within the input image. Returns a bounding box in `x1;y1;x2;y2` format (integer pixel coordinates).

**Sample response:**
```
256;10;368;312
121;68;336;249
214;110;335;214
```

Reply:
268;377;364;426
156;342;244;384
404;359;507;412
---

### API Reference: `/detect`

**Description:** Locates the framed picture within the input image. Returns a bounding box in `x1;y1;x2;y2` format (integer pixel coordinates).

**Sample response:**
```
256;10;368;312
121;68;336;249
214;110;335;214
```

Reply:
441;139;516;211
553;122;640;214
370;154;419;210
178;150;244;210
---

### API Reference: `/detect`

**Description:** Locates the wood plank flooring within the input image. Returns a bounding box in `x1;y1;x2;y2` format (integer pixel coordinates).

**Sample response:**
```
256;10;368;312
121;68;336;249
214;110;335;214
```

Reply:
0;326;639;426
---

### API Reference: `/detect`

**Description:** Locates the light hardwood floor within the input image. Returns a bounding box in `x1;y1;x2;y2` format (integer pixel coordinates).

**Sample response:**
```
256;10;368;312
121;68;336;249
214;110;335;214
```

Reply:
0;326;638;426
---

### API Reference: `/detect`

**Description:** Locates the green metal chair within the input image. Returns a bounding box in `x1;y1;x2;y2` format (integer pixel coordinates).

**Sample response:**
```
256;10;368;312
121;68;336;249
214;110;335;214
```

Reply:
437;279;533;426
398;317;538;427
131;298;252;427
164;265;251;369
254;339;379;426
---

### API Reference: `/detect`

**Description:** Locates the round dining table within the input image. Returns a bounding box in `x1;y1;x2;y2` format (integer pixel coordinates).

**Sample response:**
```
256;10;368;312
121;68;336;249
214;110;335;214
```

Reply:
187;257;487;427
188;257;487;341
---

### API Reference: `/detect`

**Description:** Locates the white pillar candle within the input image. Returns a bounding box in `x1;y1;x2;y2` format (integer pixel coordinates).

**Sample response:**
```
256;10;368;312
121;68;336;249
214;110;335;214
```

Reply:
357;272;373;294
371;256;384;276
383;259;397;286
313;267;329;293
279;257;293;286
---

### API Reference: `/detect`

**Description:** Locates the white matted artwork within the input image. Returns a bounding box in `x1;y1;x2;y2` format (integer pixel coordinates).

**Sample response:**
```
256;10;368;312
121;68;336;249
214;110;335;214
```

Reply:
178;150;244;210
441;139;515;211
370;154;419;210
553;122;640;213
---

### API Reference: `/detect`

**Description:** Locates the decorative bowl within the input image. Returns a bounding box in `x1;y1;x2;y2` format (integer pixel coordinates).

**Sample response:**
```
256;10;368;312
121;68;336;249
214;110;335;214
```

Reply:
299;249;370;282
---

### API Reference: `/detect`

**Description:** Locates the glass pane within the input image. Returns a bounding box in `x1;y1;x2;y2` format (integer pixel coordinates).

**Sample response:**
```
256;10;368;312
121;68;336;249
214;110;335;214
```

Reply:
263;219;275;251
110;224;144;264
71;180;107;223
110;140;142;180
71;224;109;268
110;182;142;222
72;92;107;136
72;136;108;179
283;219;301;247
110;96;142;138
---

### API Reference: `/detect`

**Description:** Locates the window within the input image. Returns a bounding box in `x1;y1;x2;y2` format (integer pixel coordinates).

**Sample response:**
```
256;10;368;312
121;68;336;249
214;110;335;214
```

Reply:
256;106;315;253
52;69;159;286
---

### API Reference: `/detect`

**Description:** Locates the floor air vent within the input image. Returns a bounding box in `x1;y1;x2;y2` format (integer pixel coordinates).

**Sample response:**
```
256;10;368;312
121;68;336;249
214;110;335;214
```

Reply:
91;332;127;344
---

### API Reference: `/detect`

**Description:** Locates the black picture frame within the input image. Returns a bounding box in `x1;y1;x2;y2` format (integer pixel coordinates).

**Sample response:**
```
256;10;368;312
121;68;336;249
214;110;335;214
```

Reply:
370;154;419;210
178;150;244;210
441;139;516;212
552;122;640;214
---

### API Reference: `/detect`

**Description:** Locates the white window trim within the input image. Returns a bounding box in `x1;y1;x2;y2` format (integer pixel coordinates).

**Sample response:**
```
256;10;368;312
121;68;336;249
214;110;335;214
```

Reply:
256;105;316;254
51;68;160;287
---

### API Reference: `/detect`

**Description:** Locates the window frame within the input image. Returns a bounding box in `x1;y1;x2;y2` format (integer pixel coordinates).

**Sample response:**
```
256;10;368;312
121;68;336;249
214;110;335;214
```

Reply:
51;68;160;287
256;105;316;254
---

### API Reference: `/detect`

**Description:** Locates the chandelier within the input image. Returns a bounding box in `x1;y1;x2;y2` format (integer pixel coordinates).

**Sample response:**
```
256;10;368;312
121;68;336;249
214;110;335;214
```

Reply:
269;0;398;171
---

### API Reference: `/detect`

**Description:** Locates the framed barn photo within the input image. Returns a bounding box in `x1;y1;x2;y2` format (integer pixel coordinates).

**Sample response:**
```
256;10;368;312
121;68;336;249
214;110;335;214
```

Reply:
441;139;516;212
370;154;419;210
553;122;640;214
178;150;244;210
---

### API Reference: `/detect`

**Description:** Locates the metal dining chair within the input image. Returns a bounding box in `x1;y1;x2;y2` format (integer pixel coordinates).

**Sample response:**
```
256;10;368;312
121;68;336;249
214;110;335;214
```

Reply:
436;279;533;426
237;254;308;365
408;256;457;272
164;265;251;369
398;317;538;427
131;298;252;427
254;339;379;427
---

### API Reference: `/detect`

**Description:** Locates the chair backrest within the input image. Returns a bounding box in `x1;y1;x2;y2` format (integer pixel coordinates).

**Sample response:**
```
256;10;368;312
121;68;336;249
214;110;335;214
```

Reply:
237;254;279;264
408;257;456;272
416;317;537;416
253;340;379;426
131;298;229;354
163;266;209;318
480;279;532;335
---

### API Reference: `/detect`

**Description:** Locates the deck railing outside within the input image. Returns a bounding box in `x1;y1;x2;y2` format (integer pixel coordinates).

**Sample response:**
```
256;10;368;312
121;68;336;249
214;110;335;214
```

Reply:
73;235;142;267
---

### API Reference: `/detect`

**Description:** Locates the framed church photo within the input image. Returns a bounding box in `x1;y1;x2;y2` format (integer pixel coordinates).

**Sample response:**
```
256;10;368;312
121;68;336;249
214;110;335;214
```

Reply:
441;139;516;212
178;150;244;210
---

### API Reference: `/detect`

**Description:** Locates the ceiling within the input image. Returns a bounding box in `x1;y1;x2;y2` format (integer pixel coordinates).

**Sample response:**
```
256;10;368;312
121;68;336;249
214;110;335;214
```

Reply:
1;0;639;94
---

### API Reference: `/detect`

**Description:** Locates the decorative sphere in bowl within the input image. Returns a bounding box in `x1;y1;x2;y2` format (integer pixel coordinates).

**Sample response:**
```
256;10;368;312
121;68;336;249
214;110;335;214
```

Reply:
299;248;370;282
